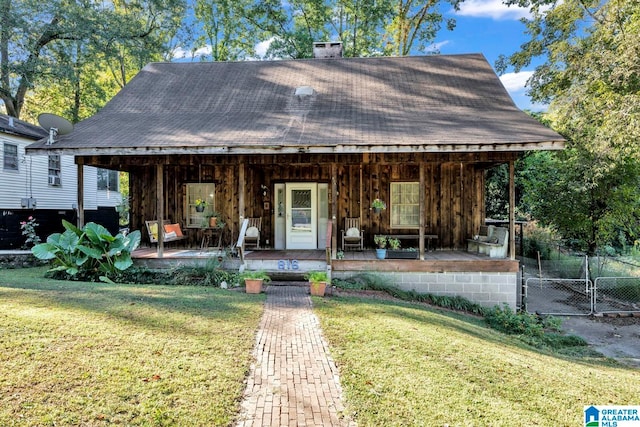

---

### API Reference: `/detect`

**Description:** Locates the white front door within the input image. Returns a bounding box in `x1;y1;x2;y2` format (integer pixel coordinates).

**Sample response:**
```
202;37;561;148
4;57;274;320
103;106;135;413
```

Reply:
286;183;317;249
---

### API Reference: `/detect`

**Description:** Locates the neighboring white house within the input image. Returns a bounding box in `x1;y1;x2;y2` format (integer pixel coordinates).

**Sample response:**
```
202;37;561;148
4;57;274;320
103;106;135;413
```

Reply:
1;114;122;249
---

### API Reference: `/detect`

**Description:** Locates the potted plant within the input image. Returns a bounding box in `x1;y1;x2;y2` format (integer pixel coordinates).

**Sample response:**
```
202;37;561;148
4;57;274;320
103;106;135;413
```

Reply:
195;198;207;212
241;271;271;294
374;235;387;259
388;238;401;250
206;210;220;227
386;239;419;259
371;198;386;214
305;270;330;296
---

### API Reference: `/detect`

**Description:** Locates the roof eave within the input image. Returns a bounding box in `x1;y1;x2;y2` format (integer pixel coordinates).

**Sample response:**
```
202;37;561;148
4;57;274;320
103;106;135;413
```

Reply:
26;140;566;156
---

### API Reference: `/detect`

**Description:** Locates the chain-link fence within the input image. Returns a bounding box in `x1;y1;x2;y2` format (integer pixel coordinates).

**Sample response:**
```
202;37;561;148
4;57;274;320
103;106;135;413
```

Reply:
594;277;640;314
521;255;640;315
524;278;593;315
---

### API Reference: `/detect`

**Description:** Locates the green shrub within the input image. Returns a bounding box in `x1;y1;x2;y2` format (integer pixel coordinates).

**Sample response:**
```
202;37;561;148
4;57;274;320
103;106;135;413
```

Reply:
32;220;141;282
484;304;544;337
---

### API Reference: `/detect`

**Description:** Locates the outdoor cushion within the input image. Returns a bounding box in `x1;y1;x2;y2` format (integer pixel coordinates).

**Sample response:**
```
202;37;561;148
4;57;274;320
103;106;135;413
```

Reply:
164;223;183;237
346;227;360;237
164;231;177;240
149;223;158;240
246;226;259;237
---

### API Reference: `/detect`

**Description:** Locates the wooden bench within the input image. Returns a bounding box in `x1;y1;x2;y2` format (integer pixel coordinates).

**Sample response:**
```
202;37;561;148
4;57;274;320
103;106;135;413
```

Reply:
385;234;438;251
145;220;187;245
467;225;508;258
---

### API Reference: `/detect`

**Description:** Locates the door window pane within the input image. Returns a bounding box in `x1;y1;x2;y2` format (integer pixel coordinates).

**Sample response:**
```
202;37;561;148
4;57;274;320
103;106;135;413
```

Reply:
291;189;311;232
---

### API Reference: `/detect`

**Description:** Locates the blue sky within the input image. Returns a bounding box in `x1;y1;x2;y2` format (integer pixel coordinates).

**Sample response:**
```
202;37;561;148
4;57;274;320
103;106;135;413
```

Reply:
178;1;545;111
440;0;545;111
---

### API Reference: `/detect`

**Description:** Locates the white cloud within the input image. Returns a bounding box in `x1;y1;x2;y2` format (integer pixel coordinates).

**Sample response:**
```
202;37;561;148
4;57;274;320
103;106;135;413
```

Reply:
456;0;531;20
255;37;275;58
500;71;534;92
171;45;212;61
424;40;450;53
500;71;548;111
171;47;189;60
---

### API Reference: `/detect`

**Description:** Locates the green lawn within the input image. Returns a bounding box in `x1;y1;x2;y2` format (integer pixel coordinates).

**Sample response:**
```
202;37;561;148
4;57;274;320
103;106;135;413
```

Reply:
0;267;264;426
314;295;640;427
3;267;639;426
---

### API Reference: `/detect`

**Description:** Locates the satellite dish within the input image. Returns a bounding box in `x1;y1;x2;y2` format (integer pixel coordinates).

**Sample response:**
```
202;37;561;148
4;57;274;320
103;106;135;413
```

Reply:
38;113;73;145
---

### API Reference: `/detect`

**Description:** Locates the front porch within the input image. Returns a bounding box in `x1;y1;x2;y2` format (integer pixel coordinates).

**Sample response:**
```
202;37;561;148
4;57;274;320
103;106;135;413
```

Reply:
132;248;520;308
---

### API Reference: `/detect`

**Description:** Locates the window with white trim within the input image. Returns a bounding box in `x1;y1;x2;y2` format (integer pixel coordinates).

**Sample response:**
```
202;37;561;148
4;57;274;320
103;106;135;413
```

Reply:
48;155;61;186
3;143;18;171
97;168;119;191
185;183;216;228
390;182;420;228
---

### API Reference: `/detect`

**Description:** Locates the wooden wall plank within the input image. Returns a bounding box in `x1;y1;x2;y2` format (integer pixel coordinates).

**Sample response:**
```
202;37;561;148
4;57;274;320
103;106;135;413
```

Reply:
126;152;502;249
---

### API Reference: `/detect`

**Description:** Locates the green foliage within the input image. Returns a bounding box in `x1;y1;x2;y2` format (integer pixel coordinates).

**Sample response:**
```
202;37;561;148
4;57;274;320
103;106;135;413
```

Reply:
334;273;487;315
305;270;329;283
374;235;387;248
387;238;401;250
522;221;559;259
20;216;41;249
244;0;458;59
484;304;545;337
2;0;185;119
32;220;141;282
519;148;640;255
496;0;640;255
240;270;271;283
115;264;239;287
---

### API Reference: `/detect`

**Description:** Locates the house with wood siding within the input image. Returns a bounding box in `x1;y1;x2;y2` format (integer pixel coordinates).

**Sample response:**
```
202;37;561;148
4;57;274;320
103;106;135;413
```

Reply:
26;48;564;307
1;114;121;248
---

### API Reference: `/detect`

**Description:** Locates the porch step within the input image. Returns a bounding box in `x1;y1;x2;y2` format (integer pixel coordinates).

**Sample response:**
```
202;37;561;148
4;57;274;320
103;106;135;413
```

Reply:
241;258;328;281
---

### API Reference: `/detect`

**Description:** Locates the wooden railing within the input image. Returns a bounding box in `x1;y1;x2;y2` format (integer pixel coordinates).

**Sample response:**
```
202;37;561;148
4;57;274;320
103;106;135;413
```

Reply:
236;218;249;264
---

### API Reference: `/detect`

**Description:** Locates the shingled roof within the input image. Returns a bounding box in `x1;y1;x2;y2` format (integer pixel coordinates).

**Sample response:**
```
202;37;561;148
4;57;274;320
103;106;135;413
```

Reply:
1;114;48;140
27;53;564;156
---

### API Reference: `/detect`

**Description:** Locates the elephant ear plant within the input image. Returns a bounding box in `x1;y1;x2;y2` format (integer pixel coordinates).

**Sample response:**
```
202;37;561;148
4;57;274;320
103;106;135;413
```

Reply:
32;219;141;282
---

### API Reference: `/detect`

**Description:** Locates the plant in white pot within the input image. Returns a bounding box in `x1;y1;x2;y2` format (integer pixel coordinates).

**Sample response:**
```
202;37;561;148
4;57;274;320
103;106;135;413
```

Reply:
305;270;330;296
241;271;271;294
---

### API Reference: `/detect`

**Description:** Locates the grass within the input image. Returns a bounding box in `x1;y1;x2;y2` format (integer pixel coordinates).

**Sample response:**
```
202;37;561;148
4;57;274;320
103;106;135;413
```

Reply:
0;267;264;426
3;266;639;426
313;295;640;427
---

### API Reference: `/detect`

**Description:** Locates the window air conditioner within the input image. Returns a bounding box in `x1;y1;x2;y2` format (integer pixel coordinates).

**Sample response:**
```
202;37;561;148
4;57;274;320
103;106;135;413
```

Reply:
49;176;61;186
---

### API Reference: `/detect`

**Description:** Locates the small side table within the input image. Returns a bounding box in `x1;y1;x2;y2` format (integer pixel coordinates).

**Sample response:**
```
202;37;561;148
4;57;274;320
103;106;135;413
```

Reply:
201;227;223;250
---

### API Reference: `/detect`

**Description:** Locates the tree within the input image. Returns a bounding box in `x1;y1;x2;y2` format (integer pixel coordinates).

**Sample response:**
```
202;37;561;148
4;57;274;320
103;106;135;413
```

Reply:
245;0;459;59
385;0;458;56
191;0;258;61
0;0;185;119
496;0;640;253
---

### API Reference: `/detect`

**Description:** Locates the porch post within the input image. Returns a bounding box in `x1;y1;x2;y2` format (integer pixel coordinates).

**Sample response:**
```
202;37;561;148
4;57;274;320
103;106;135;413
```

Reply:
156;164;164;258
509;160;515;260
419;162;425;260
76;163;85;228
331;162;338;259
238;162;245;222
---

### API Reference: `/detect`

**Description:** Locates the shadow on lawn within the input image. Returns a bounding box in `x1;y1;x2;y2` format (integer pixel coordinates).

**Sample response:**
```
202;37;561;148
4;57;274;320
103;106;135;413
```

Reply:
0;269;264;337
322;294;626;370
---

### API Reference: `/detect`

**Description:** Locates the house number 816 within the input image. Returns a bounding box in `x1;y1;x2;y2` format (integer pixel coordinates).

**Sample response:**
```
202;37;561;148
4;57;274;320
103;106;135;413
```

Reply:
278;260;299;270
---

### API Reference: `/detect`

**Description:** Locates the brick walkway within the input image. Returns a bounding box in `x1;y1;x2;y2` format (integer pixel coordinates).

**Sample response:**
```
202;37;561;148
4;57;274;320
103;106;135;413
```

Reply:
235;284;354;427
